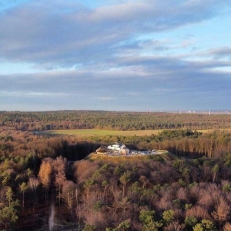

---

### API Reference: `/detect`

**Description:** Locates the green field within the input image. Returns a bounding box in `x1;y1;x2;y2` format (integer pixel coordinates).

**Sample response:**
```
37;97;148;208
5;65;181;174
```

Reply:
44;129;162;136
40;128;231;137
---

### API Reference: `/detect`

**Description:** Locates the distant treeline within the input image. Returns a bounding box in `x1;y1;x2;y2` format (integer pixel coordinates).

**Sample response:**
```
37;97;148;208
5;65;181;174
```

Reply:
1;110;231;131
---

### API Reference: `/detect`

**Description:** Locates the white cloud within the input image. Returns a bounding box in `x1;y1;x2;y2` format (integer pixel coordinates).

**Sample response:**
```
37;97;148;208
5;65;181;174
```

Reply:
0;0;230;69
97;97;115;101
0;91;69;97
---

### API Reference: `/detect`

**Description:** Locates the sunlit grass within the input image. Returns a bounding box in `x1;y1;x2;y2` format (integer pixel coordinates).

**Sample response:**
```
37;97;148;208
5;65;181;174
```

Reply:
45;129;162;137
197;128;231;133
87;151;176;163
39;128;231;137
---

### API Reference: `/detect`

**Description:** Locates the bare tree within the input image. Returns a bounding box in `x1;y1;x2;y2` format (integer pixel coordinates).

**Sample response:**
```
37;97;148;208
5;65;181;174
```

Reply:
212;197;230;226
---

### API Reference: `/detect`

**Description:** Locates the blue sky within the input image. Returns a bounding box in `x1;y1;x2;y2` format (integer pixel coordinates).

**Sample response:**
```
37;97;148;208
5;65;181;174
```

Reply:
0;0;231;111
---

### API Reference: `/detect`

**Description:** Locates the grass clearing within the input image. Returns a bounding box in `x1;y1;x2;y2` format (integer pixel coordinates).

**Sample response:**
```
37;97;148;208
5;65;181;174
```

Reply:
38;128;231;137
197;128;231;133
44;129;163;137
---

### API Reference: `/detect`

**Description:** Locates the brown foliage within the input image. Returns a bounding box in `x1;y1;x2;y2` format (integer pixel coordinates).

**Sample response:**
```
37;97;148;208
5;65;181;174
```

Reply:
74;160;99;184
186;205;212;220
196;183;222;212
164;221;185;231
38;161;52;188
176;187;189;203
212;197;230;223
223;222;231;231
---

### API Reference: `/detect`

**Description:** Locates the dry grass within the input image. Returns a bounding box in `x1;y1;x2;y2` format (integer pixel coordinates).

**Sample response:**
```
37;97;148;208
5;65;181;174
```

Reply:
197;128;231;133
45;129;162;137
39;128;231;137
87;151;176;163
87;154;151;163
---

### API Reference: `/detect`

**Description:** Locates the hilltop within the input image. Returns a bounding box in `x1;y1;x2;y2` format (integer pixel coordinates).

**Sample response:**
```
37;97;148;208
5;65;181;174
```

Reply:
87;150;176;162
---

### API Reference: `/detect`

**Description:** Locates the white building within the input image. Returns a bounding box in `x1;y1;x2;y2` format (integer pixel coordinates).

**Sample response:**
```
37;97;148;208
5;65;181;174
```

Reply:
107;142;130;155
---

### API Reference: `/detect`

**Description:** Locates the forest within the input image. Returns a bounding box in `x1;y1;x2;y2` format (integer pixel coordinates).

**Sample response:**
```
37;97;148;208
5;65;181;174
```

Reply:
1;111;231;230
1;110;231;131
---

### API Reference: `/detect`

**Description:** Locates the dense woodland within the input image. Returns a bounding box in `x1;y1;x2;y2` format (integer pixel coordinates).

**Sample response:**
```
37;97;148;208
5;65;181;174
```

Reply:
1;110;231;131
1;111;231;230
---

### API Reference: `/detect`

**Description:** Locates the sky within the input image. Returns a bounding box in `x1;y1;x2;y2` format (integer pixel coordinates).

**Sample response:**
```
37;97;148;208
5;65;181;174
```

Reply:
0;0;231;111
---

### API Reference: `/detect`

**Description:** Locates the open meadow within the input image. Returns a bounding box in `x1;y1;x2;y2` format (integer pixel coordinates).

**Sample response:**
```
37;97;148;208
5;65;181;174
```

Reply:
41;128;231;137
44;129;162;136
